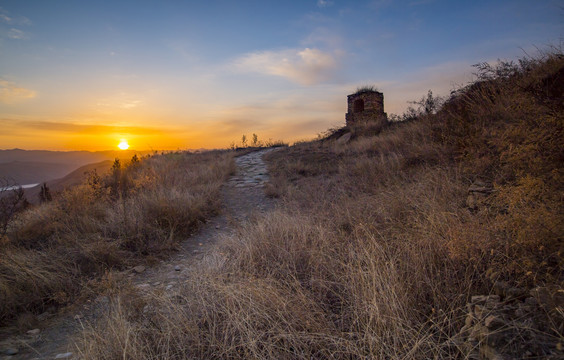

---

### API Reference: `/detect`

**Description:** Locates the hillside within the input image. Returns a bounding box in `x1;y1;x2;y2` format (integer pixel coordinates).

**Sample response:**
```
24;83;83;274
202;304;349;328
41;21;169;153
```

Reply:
0;51;562;359
0;161;78;185
0;149;154;186
22;160;114;204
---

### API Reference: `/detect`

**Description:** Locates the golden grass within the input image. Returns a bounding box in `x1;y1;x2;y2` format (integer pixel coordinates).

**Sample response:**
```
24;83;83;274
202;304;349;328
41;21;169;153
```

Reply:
0;150;235;325
70;51;564;358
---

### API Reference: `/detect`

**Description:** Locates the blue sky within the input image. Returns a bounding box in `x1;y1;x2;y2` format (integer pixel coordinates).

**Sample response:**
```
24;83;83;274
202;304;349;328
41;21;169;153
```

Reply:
0;0;562;150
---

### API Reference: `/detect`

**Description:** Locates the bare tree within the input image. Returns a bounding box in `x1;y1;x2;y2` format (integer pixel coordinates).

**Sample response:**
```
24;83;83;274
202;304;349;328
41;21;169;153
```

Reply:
39;183;52;203
0;178;27;239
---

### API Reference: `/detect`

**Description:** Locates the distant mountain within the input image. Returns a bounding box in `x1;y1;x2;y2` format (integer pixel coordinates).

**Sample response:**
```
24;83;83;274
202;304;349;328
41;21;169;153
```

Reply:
24;160;114;204
0;161;79;184
0;149;151;165
0;149;154;186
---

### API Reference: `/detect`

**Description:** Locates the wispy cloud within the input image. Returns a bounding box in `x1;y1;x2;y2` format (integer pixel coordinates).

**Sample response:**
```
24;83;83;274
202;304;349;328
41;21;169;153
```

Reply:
0;13;11;23
0;80;36;104
95;93;143;110
119;100;142;109
7;28;28;40
0;7;31;25
1;8;31;40
233;47;340;85
317;0;334;8
0;118;167;136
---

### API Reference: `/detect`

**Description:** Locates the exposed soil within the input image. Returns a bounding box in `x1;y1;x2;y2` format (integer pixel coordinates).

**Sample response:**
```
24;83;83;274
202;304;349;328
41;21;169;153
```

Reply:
0;148;277;360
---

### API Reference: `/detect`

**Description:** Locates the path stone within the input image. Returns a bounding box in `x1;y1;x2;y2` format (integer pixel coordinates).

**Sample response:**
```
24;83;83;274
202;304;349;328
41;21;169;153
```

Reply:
54;352;73;359
26;329;40;335
133;265;146;274
2;348;18;356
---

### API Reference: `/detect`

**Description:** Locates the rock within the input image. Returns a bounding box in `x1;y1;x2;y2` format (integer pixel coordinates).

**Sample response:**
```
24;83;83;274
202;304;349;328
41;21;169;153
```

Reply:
465;313;475;327
54;352;73;359
474;304;487;319
484;330;507;347
133;265;146;274
469;324;489;341
471;295;500;308
492;281;509;296
480;344;505;360
336;132;352;145
174;265;182;271
466;193;478;208
506;287;526;299
36;311;52;321
460;291;564;359
27;328;40;335
484;315;505;330
2;348;18;356
166;284;174;290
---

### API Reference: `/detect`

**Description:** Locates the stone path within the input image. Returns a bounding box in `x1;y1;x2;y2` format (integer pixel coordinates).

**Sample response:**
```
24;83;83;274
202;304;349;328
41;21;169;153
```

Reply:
0;148;277;360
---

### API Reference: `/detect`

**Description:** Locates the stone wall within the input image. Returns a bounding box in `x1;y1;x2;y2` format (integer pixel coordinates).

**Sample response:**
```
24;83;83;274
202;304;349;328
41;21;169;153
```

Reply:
345;91;388;127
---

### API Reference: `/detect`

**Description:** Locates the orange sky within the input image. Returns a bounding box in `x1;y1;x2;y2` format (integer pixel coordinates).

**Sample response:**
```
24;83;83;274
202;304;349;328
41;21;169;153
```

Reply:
1;1;561;151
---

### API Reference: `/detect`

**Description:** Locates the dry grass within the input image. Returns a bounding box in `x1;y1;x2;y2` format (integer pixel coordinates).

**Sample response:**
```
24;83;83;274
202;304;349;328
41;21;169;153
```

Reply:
0;150;235;325
74;50;563;358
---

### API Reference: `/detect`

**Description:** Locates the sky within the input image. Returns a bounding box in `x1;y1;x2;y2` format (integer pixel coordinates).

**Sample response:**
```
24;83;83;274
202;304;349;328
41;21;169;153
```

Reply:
0;0;562;151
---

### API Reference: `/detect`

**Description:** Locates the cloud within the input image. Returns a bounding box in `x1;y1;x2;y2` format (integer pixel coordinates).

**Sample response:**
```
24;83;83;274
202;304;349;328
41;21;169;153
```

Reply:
0;8;31;25
7;28;28;39
233;47;339;85
0;80;36;104
317;0;334;8
0;13;11;23
95;93;143;110
119;100;142;109
0;118;167;136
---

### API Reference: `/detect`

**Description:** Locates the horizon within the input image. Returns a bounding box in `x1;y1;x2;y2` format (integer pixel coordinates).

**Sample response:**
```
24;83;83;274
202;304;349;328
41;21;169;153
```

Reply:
0;147;211;153
1;0;562;151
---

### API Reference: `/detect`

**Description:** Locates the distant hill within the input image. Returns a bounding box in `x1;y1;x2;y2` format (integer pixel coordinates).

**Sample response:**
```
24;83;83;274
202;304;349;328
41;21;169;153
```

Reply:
0;149;153;186
24;160;114;204
0;161;79;184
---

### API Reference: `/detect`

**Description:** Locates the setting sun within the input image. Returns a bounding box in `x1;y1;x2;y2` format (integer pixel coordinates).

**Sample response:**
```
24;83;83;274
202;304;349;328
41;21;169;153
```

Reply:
118;140;130;150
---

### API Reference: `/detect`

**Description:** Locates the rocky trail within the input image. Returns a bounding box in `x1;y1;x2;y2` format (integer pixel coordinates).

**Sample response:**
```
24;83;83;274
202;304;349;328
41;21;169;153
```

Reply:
0;148;277;360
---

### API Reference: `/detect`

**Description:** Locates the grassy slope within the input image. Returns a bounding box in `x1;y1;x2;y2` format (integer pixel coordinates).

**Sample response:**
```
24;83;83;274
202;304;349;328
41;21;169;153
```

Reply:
0;150;235;325
68;51;564;358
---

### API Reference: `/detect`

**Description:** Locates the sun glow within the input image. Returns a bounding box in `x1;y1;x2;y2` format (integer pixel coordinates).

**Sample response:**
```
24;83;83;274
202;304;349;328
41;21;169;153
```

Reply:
118;139;130;150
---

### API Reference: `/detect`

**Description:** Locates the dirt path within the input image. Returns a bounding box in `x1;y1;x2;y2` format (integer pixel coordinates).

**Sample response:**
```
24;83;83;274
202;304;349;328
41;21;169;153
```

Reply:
0;148;277;360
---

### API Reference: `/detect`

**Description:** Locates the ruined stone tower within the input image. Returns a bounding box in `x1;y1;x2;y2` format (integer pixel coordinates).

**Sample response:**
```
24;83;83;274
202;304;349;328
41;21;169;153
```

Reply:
345;90;388;127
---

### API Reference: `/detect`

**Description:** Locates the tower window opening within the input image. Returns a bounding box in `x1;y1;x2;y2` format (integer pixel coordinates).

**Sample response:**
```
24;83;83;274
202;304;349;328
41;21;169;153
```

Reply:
353;99;364;113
